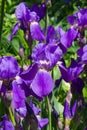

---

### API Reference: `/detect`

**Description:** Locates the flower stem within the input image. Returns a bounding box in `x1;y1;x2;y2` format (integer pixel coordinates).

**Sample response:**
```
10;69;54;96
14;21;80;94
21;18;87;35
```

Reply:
47;96;52;130
8;107;16;126
0;0;6;42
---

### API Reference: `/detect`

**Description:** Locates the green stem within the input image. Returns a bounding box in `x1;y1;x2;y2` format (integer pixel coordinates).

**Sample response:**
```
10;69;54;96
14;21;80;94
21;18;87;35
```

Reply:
8;107;16;126
47;96;52;130
0;0;5;42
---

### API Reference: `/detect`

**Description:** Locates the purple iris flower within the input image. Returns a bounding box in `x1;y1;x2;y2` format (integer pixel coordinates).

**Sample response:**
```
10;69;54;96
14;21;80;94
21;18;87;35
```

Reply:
19;63;54;99
63;100;77;119
0;56;27;117
8;2;45;42
31;26;64;69
67;8;87;27
59;59;84;82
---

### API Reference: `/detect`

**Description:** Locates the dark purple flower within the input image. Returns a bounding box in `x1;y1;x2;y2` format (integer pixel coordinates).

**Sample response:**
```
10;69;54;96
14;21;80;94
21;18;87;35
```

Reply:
59;59;84;82
0;56;19;80
31;69;54;97
67;8;87;27
71;78;84;94
31;2;46;20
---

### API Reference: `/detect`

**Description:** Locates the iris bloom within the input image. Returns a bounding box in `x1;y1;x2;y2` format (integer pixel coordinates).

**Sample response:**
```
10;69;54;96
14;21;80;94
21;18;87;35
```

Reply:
8;2;46;42
67;8;87;27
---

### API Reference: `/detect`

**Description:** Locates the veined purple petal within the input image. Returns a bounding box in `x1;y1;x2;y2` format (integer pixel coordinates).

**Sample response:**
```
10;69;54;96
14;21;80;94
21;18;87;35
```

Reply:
60;28;78;48
12;81;26;109
8;23;19;41
15;2;30;21
30;21;45;42
31;69;54;97
0;56;19;79
37;116;49;129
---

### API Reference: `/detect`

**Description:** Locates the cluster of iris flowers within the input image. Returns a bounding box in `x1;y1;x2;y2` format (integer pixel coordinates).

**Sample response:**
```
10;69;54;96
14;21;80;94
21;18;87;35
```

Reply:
1;1;87;130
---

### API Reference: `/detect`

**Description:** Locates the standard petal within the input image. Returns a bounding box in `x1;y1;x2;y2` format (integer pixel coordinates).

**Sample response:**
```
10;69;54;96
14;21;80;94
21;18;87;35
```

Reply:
31;69;54;97
30;21;45;42
15;2;30;21
60;28;78;48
